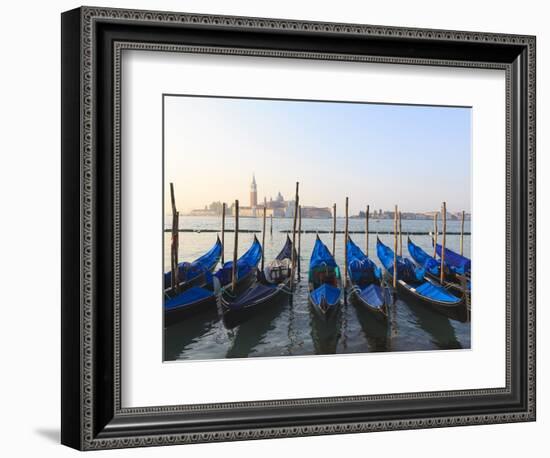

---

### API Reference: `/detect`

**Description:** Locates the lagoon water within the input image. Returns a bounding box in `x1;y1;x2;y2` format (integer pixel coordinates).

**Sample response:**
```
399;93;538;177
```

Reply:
164;216;471;361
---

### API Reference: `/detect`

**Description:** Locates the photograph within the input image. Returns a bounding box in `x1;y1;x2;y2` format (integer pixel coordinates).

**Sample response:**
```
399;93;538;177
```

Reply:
163;95;472;361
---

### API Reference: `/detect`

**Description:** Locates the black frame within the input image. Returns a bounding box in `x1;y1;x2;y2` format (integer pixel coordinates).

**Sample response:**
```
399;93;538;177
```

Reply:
61;6;536;450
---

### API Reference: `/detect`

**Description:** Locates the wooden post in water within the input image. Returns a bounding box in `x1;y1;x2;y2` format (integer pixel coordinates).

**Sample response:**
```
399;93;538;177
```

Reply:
290;182;299;289
332;203;337;256
460;210;465;256
270;214;273;236
221;202;226;265
298;205;302;277
365;204;370;257
399;211;403;257
433;212;438;258
393;205;398;289
344;197;349;287
231;200;239;292
460;274;470;321
169;183;179;293
440;201;447;285
261;206;266;272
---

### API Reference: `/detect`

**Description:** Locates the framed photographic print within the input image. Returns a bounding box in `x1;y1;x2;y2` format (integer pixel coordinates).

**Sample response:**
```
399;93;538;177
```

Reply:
61;6;536;450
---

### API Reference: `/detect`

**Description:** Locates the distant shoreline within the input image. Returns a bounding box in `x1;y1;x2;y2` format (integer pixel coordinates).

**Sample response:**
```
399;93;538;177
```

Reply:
163;229;471;235
170;215;472;221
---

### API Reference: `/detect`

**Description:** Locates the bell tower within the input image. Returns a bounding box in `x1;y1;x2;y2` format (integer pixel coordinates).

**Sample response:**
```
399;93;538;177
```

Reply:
250;174;258;208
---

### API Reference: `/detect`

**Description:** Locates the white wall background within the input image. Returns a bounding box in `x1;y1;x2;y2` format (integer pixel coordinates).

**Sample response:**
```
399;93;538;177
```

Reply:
0;0;545;456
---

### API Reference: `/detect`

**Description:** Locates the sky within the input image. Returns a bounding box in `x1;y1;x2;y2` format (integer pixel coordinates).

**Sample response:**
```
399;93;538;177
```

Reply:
164;95;471;216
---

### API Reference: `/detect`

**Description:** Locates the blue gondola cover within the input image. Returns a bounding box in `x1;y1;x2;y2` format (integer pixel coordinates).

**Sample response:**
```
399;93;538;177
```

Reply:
376;238;424;282
309;236;337;270
164;237;222;288
310;283;341;307
414;281;461;304
224;283;278;310
347;238;381;283
408;237;443;276
357;283;385;308
215;237;262;285
164;286;214;310
435;243;471;274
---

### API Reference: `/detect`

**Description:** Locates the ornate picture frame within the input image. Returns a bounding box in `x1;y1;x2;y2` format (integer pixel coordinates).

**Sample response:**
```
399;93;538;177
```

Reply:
61;6;536;450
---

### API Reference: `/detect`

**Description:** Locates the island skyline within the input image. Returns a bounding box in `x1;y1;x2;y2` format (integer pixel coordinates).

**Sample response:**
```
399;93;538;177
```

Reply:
170;174;470;220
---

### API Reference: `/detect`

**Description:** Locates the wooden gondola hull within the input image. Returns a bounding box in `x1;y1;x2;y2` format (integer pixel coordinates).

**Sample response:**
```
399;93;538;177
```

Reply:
308;295;341;322
164;270;211;298
422;270;471;300
223;281;290;328
164;293;217;327
390;276;467;322
348;285;388;322
224;268;259;297
414;259;471;290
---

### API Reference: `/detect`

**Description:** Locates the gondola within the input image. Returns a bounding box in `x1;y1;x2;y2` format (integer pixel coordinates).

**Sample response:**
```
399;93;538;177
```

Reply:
308;235;343;320
433;241;471;276
164;236;222;295
164;236;262;326
376;237;464;319
222;236;294;328
346;237;390;321
408;236;470;297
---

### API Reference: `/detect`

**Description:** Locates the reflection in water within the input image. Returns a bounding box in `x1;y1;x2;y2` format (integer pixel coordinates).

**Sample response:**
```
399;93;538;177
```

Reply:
405;300;462;350
225;296;288;358
164;310;219;360
309;306;342;355
353;304;390;352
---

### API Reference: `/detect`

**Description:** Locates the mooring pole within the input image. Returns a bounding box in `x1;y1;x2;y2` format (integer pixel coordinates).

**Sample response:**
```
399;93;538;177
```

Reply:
433;212;438;258
460;210;465;256
344;197;349;287
290;182;299;289
221;202;226;265
297;205;302;277
332;203;337;257
270;214;273;236
169;183;179;293
365;204;370;257
261;206;266;272
399;212;403;257
440;201;447;285
393;205;398;289
231;200;239;292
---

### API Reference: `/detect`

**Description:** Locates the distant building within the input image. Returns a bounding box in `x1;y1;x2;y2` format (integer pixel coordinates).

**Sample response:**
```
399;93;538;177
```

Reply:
301;206;332;219
237;174;260;217
189;208;218;216
352;209;471;220
230;175;333;218
250;174;258;208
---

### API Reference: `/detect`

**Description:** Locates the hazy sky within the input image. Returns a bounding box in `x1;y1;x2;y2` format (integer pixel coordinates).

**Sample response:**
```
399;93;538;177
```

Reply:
164;95;471;216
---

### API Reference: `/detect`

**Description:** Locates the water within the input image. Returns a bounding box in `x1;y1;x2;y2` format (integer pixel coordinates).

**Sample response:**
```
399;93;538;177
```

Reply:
164;216;471;361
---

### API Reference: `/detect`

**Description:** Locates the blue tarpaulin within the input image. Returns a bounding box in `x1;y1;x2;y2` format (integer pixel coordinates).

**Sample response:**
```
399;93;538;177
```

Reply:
415;281;461;304
358;283;385;309
407;237;442;277
309;236;337;270
224;283;278;310
376;238;425;282
164;236;222;288
215;236;262;285
347;238;381;284
310;283;341;307
164;286;214;310
435;243;471;275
